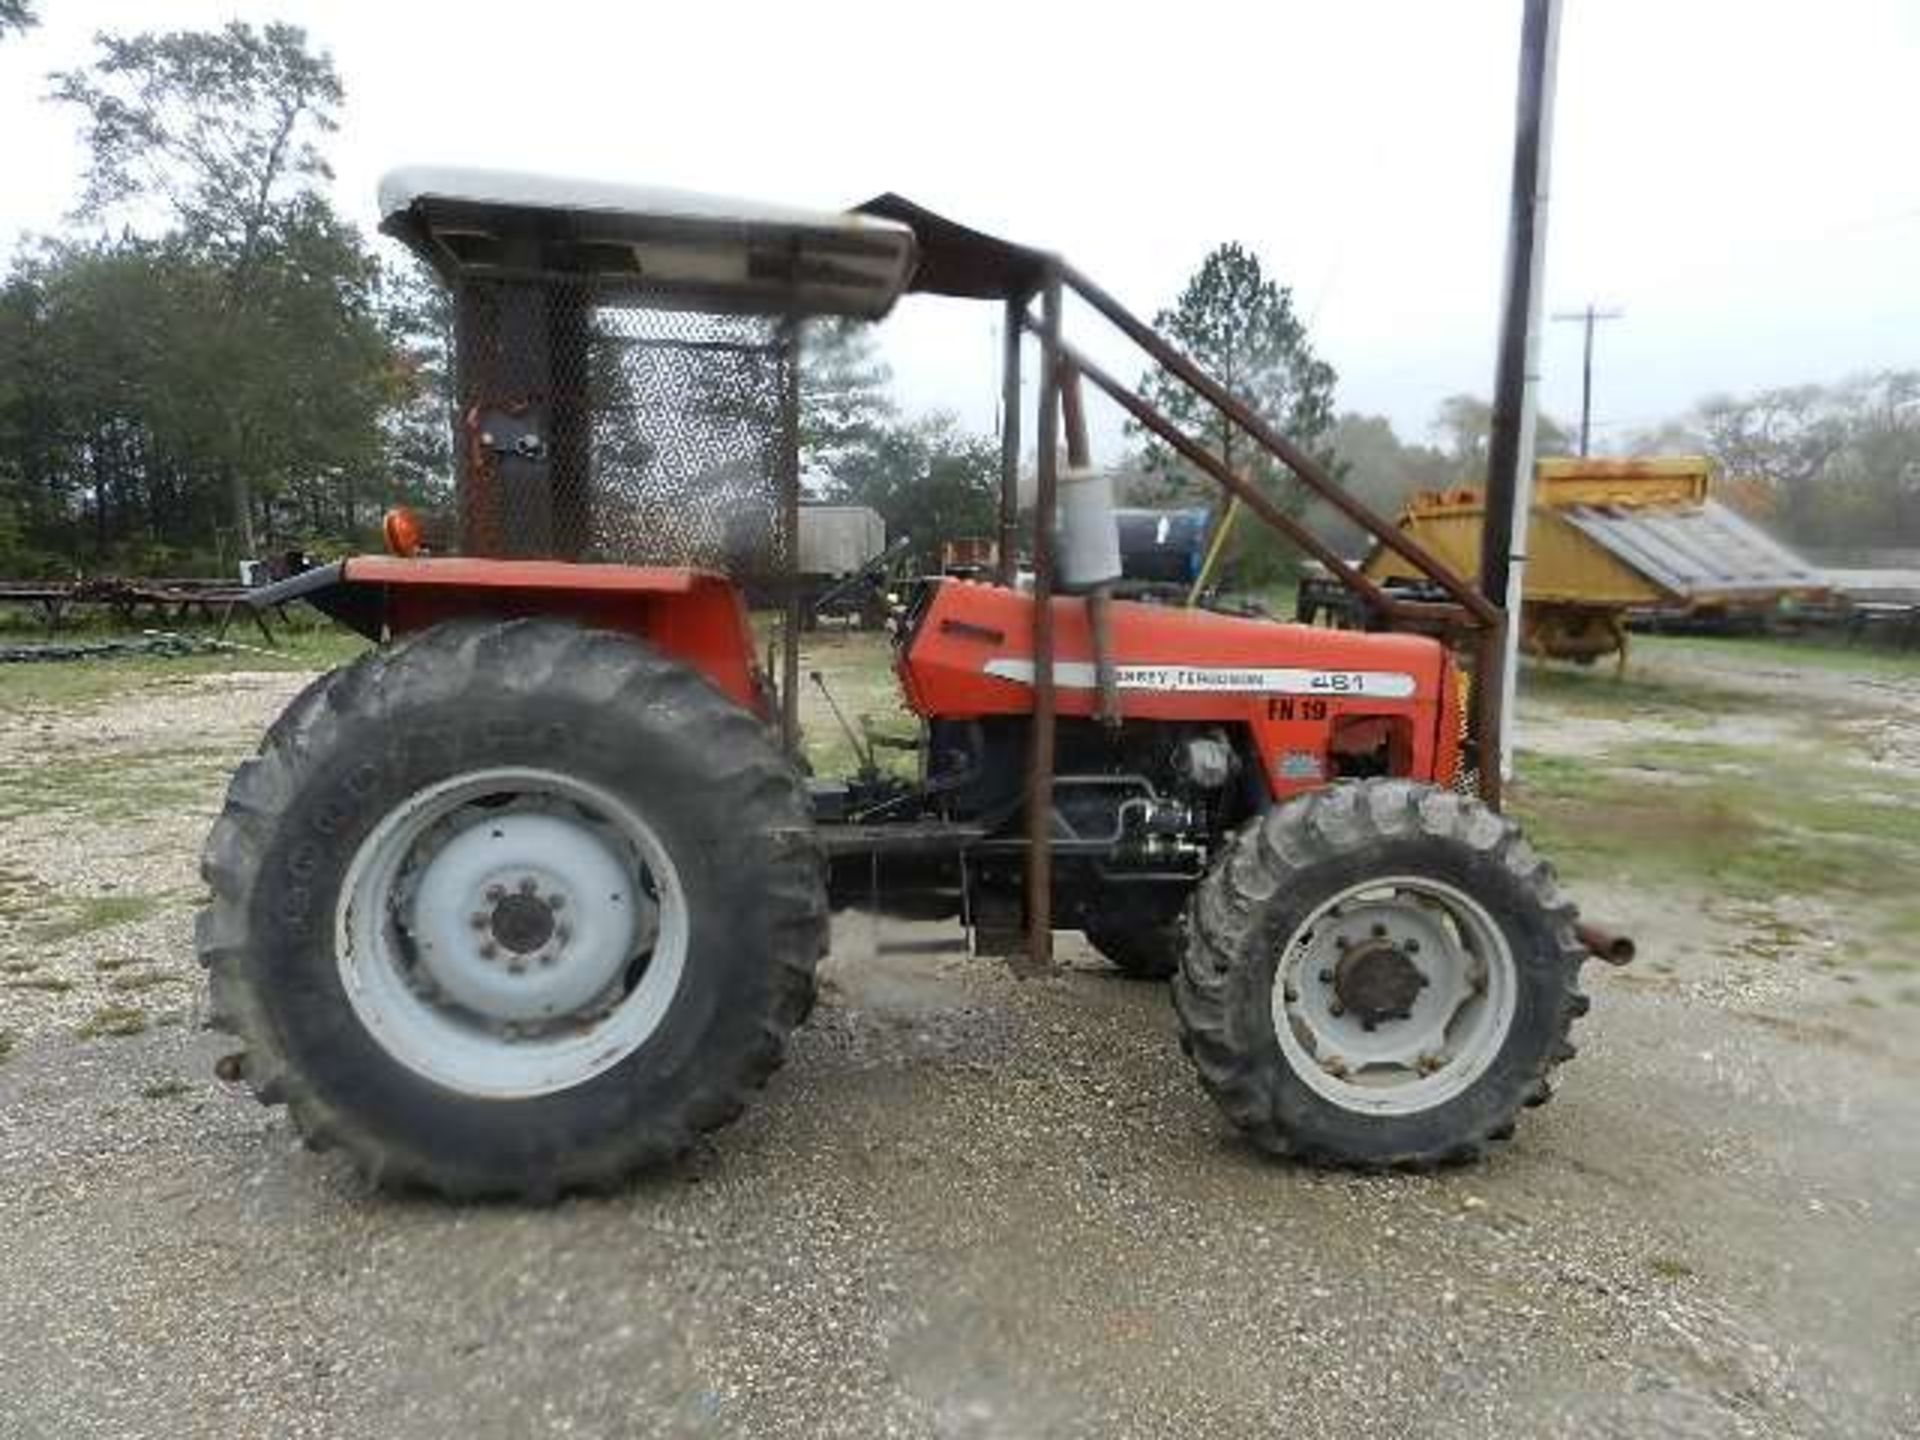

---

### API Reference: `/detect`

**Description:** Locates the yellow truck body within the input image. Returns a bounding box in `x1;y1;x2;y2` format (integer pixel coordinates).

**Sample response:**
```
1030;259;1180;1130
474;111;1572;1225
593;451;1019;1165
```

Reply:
1362;457;1822;664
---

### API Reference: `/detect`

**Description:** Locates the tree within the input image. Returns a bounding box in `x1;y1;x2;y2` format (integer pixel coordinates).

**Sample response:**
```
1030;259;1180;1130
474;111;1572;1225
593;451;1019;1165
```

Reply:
1301;412;1453;556
1129;243;1338;583
822;415;998;569
50;22;349;551
1672;373;1920;551
800;318;895;486
51;22;342;267
1429;393;1574;488
1;21;440;573
1693;385;1847;541
0;1;37;42
374;252;457;515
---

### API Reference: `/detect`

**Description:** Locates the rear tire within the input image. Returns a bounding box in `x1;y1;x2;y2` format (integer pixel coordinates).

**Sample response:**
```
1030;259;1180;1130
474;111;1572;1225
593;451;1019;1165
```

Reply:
1175;780;1587;1168
198;619;826;1199
1083;917;1183;981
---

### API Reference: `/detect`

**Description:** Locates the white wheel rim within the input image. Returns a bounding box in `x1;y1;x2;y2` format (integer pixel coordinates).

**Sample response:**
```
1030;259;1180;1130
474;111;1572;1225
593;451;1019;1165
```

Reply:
1270;875;1516;1117
335;767;688;1099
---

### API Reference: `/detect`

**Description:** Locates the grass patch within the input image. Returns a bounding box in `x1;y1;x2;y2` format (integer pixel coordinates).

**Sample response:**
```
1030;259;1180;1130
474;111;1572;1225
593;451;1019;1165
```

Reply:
139;1077;192;1100
77;1004;148;1039
0;746;238;824
1521;661;1745;726
22;894;162;945
1647;1254;1695;1280
4;974;74;993
0;623;366;715
0;865;51;921
1512;741;1920;905
796;629;918;781
1635;632;1920;681
0;1029;14;1063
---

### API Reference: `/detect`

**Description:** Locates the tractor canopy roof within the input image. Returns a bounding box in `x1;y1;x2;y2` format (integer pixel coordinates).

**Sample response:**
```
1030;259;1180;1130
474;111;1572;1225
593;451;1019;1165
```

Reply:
378;165;921;319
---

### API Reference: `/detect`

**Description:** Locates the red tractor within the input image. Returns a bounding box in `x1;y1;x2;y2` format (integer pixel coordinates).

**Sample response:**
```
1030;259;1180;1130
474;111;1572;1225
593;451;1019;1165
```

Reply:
206;170;1615;1199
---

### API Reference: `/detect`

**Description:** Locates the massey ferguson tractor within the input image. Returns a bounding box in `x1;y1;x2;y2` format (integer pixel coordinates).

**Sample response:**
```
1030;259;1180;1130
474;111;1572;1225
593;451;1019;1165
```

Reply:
205;168;1624;1199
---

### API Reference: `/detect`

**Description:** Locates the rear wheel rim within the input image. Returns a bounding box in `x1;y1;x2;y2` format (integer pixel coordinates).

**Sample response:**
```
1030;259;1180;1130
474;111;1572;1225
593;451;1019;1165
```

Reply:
1270;875;1516;1117
335;766;688;1099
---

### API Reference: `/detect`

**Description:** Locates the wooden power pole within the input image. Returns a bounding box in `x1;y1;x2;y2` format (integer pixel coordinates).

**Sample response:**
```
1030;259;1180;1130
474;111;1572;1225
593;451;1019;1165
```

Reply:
1552;304;1624;455
1481;0;1565;786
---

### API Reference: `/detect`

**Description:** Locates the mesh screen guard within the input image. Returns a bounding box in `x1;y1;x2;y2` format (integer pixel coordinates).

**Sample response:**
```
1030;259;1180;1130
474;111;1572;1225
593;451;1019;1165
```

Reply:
452;278;796;579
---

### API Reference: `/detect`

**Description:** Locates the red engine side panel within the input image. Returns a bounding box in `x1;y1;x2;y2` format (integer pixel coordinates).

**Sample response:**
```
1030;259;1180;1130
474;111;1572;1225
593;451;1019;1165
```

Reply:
331;557;764;714
900;580;1456;798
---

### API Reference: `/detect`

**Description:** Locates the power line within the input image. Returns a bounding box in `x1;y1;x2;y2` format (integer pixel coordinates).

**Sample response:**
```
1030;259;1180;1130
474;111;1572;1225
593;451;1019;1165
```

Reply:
1551;304;1624;455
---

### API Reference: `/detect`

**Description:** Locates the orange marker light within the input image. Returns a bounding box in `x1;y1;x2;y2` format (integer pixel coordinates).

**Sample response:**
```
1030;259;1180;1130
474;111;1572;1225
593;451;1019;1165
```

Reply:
382;506;423;557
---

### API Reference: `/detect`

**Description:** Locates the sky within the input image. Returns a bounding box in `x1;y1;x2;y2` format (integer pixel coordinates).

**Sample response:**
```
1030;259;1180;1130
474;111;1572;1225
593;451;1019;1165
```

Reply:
2;0;1916;463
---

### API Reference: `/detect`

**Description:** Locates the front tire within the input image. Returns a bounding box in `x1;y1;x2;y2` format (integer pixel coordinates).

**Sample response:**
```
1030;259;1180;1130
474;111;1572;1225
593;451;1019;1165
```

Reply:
198;619;826;1199
1174;780;1587;1167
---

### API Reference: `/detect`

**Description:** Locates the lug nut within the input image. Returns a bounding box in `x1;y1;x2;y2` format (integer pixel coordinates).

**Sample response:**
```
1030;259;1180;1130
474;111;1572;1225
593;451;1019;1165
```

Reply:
1329;1000;1346;1018
1405;938;1421;953
479;942;498;960
469;912;490;931
518;877;538;895
1318;968;1334;984
485;884;505;902
1371;923;1388;939
547;894;566;912
555;925;571;946
1335;935;1351;951
507;959;526;975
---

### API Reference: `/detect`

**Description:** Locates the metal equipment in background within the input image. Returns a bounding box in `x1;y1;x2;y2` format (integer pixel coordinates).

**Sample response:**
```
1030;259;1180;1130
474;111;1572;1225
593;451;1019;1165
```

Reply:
1334;456;1830;668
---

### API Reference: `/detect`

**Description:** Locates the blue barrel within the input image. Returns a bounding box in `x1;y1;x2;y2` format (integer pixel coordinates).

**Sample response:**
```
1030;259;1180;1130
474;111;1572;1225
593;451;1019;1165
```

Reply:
1113;507;1211;584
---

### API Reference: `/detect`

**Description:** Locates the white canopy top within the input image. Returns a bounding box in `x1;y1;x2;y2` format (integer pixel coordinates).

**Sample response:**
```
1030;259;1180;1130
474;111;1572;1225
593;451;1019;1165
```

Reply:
377;166;906;237
377;165;917;319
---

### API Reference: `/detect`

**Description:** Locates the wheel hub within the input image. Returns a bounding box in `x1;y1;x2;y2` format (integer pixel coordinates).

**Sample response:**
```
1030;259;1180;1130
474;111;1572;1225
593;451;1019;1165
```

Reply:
1271;877;1518;1116
489;889;557;954
337;766;691;1100
1333;941;1425;1027
402;810;651;1025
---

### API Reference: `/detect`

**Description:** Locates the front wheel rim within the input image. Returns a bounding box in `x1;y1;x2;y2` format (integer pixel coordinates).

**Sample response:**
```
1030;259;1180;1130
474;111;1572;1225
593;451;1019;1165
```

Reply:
335;766;689;1100
1270;875;1517;1117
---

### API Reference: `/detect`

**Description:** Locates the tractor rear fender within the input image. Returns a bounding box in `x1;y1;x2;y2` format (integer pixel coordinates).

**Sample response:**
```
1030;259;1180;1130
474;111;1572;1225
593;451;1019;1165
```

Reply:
253;556;766;715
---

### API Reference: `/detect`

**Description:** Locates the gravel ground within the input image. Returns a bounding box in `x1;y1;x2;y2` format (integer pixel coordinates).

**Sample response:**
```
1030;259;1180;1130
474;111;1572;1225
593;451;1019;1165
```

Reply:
2;654;1918;1438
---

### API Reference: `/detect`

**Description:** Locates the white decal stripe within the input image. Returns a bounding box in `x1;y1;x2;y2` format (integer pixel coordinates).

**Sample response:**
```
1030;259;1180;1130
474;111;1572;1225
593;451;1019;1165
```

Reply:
982;659;1417;700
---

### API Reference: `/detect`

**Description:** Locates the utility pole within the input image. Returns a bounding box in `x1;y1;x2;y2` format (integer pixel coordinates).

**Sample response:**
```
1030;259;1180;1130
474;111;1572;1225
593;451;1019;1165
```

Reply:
1481;0;1564;789
1552;304;1624;455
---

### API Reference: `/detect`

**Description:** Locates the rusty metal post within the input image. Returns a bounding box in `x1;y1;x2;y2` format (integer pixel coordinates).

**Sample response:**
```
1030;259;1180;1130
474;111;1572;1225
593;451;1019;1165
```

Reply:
1022;268;1063;974
1473;620;1506;810
778;319;803;755
998;294;1025;587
